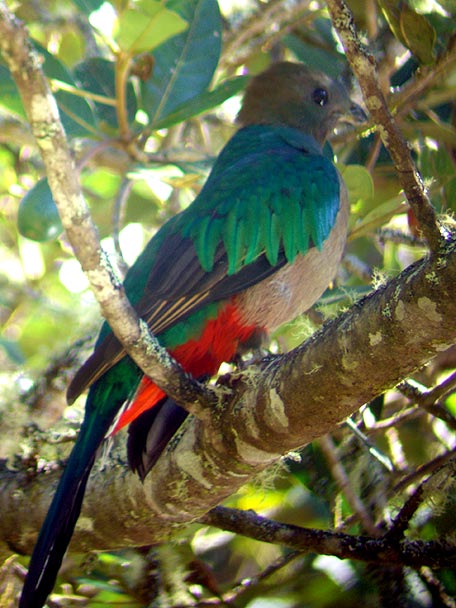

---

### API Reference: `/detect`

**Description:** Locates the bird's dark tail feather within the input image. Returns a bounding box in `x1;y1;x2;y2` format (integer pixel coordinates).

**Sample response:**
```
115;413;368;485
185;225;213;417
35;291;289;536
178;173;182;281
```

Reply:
19;408;113;608
19;453;95;608
127;398;189;481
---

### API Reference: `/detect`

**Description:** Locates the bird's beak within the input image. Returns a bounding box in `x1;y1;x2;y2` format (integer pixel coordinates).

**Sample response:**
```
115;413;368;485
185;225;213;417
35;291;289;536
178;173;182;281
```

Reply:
347;102;367;124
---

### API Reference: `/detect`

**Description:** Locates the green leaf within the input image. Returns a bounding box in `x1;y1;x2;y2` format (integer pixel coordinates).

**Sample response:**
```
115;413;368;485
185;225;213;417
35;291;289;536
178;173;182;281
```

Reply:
400;4;436;65
141;0;222;125
70;0;105;15
18;178;63;242
445;392;456;416
350;195;407;240
151;75;248;130
283;34;344;78
379;0;436;65
420;140;456;180
34;43;97;137
443;177;456;213
378;0;406;46
0;338;24;364
73;58;137;128
0;148;16;191
57;29;86;67
403;120;456;148
339;164;374;206
0;65;26;118
114;1;188;54
283;18;345;78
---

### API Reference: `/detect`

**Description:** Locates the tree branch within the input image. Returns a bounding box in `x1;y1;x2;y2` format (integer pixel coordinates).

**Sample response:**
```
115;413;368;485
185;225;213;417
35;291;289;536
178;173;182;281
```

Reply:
1;235;455;555
0;2;216;422
202;506;456;569
326;0;443;251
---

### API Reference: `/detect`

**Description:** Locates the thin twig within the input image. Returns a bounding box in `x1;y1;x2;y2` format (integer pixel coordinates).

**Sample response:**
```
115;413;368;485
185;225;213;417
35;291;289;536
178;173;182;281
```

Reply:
326;0;443;252
319;434;379;534
112;177;133;276
175;551;302;607
394;451;456;493
398;377;456;431
201;506;456;568
377;228;427;247
392;36;456;118
419;567;456;608
221;0;314;72
50;78;117;106
345;417;395;471
384;484;424;542
115;51;133;141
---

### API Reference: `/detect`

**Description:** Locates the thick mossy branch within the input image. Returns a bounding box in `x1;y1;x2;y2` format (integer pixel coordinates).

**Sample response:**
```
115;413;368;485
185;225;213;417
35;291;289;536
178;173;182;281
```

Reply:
1;234;455;555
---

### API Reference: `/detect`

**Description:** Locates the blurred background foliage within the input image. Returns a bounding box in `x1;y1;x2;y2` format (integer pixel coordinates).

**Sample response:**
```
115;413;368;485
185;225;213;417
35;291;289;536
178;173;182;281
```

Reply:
1;0;456;606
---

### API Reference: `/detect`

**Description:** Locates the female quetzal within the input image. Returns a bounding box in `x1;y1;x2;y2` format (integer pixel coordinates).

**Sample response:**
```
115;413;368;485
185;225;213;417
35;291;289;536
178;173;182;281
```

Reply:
20;61;365;608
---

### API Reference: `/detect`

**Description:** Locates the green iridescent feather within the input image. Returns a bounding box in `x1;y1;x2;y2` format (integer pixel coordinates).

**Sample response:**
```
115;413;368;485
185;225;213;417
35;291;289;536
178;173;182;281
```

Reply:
180;125;340;274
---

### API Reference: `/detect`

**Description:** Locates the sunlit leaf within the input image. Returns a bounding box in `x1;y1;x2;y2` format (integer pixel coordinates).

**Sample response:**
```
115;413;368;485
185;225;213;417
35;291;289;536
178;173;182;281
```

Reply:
0;149;16;191
0;65;26;118
445;392;456;416
18;309;68;362
34;43;97;136
339;164;374;206
349;195;407;240
73;58;137;128
379;0;404;42
17;178;63;242
379;0;436;64
400;4;436;65
379;1;436;65
114;1;188;54
141;0;222;124
57;29;86;67
378;0;405;45
151;75;247;130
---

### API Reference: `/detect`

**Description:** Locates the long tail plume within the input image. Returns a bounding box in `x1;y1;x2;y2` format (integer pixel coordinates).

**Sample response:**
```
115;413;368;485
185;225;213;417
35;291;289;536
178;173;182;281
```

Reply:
19;387;119;608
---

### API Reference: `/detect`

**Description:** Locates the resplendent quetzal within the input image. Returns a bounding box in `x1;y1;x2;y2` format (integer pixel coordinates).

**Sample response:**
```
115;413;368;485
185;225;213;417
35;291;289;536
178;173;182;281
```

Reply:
20;61;365;608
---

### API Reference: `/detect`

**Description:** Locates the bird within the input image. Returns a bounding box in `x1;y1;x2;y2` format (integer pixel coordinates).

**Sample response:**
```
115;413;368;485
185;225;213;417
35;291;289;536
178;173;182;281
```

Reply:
19;61;365;608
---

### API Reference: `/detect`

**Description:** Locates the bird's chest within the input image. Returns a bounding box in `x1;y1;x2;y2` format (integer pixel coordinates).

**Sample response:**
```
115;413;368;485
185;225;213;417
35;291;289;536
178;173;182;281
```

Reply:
234;197;349;332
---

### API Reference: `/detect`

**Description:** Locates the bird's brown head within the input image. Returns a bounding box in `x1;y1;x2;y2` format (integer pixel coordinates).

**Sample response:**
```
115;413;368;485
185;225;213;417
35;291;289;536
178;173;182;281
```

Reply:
237;61;365;145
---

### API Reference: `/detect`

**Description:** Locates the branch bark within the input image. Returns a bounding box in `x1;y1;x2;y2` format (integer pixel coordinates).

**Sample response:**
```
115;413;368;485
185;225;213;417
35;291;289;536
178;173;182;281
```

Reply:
1;234;455;556
202;506;456;569
0;2;215;422
326;0;443;251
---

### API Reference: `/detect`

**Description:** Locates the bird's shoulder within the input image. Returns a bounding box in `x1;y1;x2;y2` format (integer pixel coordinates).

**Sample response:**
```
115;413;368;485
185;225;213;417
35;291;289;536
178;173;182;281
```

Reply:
179;125;342;274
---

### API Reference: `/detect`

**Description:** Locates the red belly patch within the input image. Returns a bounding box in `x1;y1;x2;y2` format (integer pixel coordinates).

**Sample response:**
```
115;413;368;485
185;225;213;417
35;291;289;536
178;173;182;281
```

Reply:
113;300;258;432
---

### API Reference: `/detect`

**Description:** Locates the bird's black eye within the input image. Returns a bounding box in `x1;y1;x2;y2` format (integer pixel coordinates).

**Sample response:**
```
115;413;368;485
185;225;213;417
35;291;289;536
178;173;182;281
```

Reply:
312;87;329;107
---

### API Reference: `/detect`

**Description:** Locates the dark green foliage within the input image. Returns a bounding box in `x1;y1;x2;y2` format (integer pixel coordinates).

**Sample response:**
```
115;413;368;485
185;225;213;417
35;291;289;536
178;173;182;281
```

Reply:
18;178;63;242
